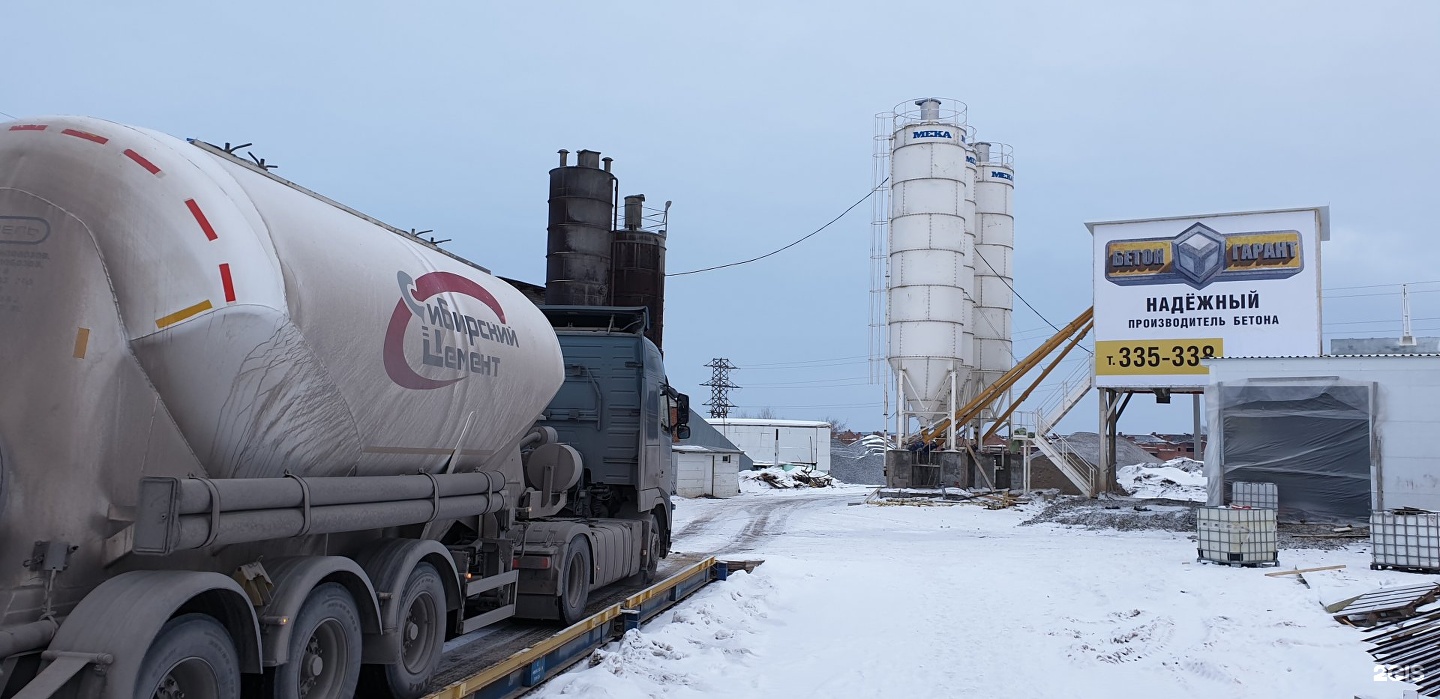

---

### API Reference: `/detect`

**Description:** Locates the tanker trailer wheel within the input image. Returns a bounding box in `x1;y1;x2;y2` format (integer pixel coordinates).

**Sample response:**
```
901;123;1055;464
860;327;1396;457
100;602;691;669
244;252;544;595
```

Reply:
266;583;362;699
135;614;241;699
359;563;446;699
557;536;593;625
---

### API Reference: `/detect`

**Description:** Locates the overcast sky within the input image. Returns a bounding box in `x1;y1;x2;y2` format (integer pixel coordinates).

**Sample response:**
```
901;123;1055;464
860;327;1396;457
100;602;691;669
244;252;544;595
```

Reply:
6;1;1439;435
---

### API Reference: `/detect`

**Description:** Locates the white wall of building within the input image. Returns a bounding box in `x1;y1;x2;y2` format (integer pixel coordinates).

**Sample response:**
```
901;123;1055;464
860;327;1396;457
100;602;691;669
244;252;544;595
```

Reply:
674;448;740;498
710;419;833;471
1206;355;1440;511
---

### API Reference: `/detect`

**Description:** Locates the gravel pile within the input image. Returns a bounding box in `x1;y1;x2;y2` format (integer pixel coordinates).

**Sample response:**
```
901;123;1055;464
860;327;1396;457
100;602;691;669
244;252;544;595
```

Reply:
1058;431;1161;467
829;439;885;485
1022;496;1367;550
1022;495;1198;532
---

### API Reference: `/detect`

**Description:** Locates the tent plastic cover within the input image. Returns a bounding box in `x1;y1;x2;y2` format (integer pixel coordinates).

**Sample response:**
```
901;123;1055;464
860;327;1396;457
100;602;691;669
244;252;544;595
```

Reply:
1203;378;1375;522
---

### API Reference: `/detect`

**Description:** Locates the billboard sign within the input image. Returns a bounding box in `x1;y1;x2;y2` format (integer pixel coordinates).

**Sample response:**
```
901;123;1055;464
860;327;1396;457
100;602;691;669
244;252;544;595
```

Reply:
1088;208;1327;389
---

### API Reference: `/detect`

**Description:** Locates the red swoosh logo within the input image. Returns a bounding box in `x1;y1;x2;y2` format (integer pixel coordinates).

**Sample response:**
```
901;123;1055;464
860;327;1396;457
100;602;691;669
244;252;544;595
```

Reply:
383;271;507;390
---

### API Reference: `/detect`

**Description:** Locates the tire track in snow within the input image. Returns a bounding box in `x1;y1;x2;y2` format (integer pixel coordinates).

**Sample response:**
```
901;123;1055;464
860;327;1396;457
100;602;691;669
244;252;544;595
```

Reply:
672;491;843;556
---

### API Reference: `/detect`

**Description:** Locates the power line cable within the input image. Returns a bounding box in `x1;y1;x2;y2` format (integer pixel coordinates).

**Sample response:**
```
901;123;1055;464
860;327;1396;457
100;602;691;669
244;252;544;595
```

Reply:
667;178;886;277
744;355;869;368
1325;315;1440;327
745;359;869;371
972;245;1092;356
745;380;871;388
1327;288;1440;300
963;289;1020;364
1323;280;1440;292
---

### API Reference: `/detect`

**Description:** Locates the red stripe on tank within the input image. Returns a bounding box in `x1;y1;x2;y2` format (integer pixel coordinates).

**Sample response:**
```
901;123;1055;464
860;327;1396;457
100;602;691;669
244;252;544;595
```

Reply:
184;199;218;241
123;149;162;175
7;124;47;131
61;128;108;144
219;264;236;303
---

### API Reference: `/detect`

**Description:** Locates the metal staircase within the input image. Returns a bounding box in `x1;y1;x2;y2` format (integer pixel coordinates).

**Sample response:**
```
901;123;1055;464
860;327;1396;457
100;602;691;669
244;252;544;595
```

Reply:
1028;363;1098;496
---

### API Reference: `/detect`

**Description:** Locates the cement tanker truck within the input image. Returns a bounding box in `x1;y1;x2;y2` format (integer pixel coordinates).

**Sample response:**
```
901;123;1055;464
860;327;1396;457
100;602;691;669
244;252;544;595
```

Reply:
0;116;687;699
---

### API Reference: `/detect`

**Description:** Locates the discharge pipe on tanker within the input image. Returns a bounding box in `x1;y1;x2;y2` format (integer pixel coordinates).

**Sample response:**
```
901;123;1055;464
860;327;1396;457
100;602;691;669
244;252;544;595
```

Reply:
134;471;509;556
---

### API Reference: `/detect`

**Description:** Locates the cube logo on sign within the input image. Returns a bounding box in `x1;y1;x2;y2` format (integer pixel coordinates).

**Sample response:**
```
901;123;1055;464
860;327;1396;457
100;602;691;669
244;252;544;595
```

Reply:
1103;222;1304;289
1173;223;1225;287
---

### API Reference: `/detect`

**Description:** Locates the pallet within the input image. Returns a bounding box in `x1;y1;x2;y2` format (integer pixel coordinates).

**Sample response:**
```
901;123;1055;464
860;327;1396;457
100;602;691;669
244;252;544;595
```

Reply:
1328;583;1440;627
1372;563;1440;575
1196;557;1280;569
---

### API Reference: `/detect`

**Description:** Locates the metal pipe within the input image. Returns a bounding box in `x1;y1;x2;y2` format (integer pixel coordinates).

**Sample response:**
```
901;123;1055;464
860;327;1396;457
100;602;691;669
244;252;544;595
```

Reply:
0;619;58;658
558;149;569;167
623;194;645;230
166;471;506;515
170;492;508;551
948;365;957;451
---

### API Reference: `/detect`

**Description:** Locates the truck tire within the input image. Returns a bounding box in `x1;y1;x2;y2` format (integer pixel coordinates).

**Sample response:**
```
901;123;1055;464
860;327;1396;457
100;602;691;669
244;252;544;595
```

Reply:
557;536;592;625
645;514;663;575
359;563;446;699
265;583;362;699
134;613;241;699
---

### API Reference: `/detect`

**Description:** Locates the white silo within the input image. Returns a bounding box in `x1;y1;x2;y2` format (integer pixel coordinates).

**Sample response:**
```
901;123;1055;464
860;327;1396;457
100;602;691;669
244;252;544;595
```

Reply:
972;141;1015;390
961;132;979;399
886;98;973;432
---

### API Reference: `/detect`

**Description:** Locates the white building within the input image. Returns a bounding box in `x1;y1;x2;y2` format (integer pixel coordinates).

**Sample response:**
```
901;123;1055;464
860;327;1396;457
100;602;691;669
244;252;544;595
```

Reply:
709;419;832;472
1204;354;1440;518
672;445;742;498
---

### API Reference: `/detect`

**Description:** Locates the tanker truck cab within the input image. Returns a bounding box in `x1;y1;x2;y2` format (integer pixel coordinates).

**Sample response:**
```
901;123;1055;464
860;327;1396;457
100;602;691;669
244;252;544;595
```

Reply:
507;306;685;623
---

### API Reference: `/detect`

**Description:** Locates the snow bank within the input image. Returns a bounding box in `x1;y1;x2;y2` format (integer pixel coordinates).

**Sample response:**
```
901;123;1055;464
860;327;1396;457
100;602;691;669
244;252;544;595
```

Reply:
530;565;780;697
739;466;838;491
1118;457;1207;502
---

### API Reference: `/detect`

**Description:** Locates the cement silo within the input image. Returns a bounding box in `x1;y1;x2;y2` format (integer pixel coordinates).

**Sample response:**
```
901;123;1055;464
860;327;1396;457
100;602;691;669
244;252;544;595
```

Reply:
972;142;1015;390
886;98;973;432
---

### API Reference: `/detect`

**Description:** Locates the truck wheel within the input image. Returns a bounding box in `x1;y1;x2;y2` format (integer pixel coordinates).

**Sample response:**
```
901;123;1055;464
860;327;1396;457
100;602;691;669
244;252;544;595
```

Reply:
360;563;446;699
645;514;662;575
267;583;361;699
135;613;241;699
557;536;592;625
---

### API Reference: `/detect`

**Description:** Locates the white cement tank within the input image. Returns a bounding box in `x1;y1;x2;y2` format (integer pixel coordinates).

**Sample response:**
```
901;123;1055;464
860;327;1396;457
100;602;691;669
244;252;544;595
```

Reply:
0;116;564;619
973;142;1015;390
886;99;972;418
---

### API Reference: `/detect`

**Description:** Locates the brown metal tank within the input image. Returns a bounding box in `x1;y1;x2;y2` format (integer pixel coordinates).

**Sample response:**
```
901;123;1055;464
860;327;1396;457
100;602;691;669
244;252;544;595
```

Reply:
611;229;667;349
545;150;616;306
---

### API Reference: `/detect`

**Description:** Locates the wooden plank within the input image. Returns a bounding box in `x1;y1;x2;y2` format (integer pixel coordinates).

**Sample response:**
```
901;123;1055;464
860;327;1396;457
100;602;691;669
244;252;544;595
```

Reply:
1265;564;1346;577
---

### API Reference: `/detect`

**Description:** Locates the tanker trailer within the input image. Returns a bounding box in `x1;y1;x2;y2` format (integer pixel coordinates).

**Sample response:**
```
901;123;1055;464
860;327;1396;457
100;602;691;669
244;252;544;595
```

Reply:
0;116;677;699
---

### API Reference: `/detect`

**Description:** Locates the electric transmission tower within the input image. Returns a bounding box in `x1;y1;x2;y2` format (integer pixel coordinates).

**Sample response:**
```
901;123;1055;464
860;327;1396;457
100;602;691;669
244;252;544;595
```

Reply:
701;358;740;419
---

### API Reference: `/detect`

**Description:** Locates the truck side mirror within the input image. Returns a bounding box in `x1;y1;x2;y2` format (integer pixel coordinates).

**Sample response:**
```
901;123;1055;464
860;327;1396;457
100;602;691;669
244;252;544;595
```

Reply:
676;425;691;440
676;394;690;425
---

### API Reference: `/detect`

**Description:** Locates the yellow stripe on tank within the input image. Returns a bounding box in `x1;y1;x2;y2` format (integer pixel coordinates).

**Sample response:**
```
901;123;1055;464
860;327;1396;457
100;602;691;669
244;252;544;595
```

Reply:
155;300;214;329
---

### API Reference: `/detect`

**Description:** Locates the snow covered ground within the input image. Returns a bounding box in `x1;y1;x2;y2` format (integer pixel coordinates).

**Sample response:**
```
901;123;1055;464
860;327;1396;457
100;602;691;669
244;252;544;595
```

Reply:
531;488;1422;698
1117;458;1207;502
